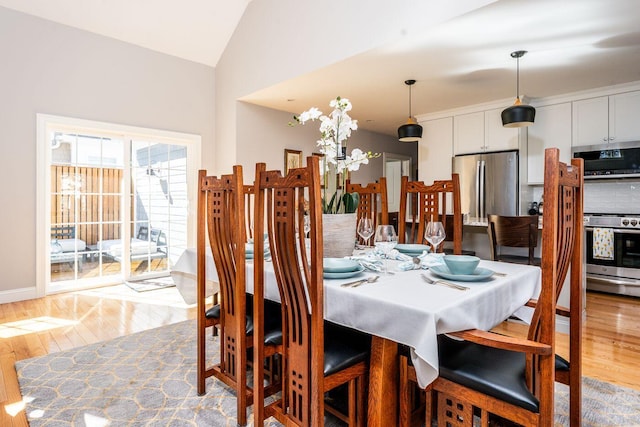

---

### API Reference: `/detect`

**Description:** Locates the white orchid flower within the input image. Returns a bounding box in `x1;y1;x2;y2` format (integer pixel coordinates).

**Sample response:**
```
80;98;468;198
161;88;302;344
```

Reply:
345;149;370;171
292;96;378;213
297;107;322;124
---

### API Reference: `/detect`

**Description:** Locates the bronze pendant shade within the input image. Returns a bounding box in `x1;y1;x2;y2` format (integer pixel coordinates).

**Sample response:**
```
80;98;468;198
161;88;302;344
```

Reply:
502;51;535;128
398;80;423;142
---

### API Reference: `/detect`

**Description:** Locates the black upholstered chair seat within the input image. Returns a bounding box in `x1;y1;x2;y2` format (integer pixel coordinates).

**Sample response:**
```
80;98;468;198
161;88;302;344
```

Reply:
555;353;569;371
323;322;371;377
438;335;539;413
438;335;570;410
205;305;221;319
205;295;282;344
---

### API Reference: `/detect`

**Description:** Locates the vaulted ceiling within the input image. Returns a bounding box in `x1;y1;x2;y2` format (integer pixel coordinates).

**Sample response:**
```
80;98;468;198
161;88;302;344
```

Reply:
3;0;640;137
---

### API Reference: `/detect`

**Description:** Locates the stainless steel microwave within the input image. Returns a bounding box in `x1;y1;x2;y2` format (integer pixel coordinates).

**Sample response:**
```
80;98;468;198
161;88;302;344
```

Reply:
572;140;640;179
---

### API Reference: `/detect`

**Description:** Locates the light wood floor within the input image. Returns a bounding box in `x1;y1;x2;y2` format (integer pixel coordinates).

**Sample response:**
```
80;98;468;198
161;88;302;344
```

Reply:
0;287;638;425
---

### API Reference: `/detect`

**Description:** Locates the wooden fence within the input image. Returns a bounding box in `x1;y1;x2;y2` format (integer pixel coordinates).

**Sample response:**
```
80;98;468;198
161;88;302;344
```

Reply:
51;166;123;245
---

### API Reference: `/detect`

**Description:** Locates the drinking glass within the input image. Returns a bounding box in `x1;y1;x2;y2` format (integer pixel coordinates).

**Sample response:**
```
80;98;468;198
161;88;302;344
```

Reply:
357;217;375;248
374;225;398;274
425;221;446;253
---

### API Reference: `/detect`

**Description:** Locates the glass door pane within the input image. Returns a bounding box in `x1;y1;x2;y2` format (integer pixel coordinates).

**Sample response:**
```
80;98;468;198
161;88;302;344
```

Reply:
129;140;188;279
50;131;124;289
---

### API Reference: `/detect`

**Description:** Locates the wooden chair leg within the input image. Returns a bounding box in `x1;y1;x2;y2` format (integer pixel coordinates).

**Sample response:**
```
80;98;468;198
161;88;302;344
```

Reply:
399;355;411;427
357;374;366;427
425;384;434;427
349;379;357;427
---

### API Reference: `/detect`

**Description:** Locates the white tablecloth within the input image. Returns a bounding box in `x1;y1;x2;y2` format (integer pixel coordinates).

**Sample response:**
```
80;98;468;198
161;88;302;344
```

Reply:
171;248;540;387
171;247;219;305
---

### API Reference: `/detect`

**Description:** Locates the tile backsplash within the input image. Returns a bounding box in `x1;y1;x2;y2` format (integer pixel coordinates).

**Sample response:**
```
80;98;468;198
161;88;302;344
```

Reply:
530;179;640;214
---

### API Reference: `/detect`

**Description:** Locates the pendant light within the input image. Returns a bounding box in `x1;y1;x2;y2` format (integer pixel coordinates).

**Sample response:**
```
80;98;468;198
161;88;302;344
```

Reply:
398;79;423;142
501;50;535;128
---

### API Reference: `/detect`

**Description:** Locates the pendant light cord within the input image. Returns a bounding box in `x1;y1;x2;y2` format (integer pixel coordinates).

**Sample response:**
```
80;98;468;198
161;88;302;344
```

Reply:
408;84;412;118
516;55;520;100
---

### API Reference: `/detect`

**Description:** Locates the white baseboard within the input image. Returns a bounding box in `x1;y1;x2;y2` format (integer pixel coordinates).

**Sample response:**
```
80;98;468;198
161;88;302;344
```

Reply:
0;286;38;304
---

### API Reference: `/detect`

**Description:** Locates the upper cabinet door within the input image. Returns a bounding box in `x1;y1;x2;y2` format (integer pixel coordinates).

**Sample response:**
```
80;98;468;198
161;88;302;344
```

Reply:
454;111;484;155
572;96;609;147
418;117;453;183
609;91;640;143
484;108;519;152
527;103;572;184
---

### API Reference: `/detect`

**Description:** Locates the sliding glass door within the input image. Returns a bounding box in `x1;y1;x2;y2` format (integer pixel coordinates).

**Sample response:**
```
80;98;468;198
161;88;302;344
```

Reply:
40;116;199;294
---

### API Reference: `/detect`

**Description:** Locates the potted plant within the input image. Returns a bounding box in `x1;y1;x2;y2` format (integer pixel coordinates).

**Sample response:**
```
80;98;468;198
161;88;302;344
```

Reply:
293;96;378;256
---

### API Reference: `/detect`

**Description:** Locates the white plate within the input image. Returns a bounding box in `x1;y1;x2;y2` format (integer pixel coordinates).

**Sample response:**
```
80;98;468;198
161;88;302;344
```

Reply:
323;265;365;279
430;265;494;282
323;258;361;273
395;244;430;255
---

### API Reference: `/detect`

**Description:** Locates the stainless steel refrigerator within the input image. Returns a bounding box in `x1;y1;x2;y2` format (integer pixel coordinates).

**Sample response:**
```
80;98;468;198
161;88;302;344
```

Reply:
452;150;519;219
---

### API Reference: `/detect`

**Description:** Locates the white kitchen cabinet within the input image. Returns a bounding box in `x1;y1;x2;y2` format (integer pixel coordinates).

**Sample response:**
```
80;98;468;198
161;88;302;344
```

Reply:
610;91;640;143
418;117;453;183
453;109;518;155
572;91;640;147
453;111;484;155
527;103;572;184
484;108;519;152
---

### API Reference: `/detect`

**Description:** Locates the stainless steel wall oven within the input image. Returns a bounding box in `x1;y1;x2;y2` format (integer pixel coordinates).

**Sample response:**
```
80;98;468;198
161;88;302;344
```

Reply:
585;214;640;297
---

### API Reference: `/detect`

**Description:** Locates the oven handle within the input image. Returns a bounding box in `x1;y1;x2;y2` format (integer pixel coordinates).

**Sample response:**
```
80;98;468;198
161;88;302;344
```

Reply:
585;226;640;235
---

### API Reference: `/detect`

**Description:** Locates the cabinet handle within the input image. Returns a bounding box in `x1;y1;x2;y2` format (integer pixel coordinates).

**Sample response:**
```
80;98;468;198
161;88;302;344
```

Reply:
603;137;608;141
610;136;615;141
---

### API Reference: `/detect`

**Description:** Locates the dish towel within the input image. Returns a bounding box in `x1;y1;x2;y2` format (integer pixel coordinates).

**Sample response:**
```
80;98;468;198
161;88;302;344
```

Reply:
593;227;614;260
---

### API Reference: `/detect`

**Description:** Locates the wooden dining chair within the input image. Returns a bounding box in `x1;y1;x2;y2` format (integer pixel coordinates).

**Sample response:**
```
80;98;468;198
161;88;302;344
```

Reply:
204;185;256;340
196;168;282;426
487;214;541;265
398;175;462;254
346;178;389;245
399;147;583;427
252;156;371;426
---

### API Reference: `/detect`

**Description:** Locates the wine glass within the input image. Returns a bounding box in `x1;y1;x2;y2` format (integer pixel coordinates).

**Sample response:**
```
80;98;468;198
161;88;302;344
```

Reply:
374;225;398;274
425;221;446;253
357;217;375;248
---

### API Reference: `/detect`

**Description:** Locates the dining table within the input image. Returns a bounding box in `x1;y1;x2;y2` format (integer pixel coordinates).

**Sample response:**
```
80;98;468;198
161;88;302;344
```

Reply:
171;248;541;426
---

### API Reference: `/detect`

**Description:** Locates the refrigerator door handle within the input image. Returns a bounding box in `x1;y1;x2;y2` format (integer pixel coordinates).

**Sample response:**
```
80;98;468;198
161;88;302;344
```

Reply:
475;160;481;218
479;160;486;219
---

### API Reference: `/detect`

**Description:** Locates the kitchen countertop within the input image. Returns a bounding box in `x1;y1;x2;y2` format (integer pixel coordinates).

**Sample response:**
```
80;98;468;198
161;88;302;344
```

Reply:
464;216;543;229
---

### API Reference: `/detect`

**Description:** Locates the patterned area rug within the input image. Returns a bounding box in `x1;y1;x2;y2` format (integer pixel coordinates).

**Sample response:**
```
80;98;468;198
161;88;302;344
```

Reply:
15;320;640;426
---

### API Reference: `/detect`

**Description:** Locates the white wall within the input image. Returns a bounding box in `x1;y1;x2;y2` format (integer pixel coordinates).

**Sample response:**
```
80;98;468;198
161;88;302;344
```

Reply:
0;7;215;300
215;0;495;174
236;102;416;184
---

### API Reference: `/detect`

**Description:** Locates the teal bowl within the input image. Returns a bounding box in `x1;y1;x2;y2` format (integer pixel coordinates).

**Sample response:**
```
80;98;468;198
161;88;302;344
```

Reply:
443;255;480;275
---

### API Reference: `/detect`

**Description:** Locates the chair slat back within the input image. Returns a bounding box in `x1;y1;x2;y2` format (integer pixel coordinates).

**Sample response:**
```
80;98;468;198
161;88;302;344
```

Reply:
527;148;583;414
244;185;255;240
197;167;247;384
346;178;389;244
253;156;324;426
398;175;462;254
487;215;539;264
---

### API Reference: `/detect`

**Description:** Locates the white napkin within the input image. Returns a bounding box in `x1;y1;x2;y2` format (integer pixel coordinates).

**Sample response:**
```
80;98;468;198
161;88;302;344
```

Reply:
372;247;412;261
349;253;384;272
397;252;445;271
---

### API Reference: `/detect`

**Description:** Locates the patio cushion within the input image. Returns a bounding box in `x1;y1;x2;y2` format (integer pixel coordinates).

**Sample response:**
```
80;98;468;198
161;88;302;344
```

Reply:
98;239;157;257
54;239;86;252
